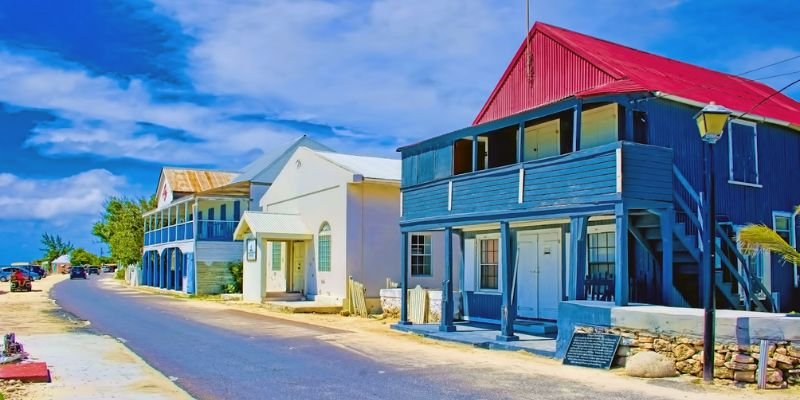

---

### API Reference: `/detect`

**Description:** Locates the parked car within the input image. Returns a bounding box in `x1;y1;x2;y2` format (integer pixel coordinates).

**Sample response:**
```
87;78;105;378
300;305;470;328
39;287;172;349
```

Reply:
70;266;88;280
87;266;100;275
30;265;47;278
0;270;12;282
0;267;38;281
19;266;42;280
101;266;110;273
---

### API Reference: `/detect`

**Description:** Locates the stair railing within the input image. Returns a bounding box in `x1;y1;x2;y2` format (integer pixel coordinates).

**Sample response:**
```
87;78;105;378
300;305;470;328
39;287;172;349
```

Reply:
715;225;776;312
672;165;774;313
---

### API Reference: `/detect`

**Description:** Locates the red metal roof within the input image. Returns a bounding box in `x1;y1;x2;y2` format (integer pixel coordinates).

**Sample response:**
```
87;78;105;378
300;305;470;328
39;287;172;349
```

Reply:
474;22;800;128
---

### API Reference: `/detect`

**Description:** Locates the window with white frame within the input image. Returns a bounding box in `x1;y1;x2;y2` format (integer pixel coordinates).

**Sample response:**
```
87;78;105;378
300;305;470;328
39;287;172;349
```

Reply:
318;222;331;272
479;238;499;290
728;121;759;185
588;231;615;278
773;213;794;243
410;234;432;276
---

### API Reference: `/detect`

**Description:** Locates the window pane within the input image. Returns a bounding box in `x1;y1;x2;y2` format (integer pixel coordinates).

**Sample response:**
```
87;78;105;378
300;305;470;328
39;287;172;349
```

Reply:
319;223;331;272
271;242;282;271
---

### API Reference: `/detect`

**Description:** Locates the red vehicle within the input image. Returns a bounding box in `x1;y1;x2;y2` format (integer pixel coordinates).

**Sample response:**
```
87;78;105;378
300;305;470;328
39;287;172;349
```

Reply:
10;269;32;292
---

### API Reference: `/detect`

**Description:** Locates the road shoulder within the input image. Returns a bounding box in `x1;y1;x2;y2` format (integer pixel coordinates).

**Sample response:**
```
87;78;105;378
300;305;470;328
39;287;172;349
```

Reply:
0;274;193;400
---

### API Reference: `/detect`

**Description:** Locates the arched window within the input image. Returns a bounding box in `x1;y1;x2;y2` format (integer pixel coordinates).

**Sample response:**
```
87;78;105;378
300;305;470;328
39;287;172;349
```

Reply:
318;222;331;272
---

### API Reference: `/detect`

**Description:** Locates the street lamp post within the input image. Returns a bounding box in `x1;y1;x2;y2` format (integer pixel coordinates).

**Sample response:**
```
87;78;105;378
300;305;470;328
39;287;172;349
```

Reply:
694;102;732;383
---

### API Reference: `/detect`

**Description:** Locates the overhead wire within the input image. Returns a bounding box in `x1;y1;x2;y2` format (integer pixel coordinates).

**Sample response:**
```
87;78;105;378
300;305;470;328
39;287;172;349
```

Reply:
737;54;800;76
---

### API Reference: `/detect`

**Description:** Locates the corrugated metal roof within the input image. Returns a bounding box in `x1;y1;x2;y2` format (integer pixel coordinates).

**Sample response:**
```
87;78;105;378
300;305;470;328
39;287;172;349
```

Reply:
314;150;400;181
232;135;333;184
474;22;800;127
52;255;70;264
233;212;312;240
163;168;239;193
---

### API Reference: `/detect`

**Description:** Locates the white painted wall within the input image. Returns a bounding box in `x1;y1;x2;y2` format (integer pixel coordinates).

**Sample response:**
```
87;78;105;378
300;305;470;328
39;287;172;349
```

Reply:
260;147;352;303
242;233;265;302
346;182;403;297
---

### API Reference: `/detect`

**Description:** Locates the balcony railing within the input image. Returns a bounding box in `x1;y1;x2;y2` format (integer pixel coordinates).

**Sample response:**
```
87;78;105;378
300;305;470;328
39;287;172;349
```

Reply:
144;222;193;246
401;141;673;224
196;220;238;242
144;219;240;245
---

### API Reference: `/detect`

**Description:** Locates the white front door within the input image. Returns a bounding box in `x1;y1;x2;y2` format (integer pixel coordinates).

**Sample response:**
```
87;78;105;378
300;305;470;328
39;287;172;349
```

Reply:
516;230;561;320
291;242;305;293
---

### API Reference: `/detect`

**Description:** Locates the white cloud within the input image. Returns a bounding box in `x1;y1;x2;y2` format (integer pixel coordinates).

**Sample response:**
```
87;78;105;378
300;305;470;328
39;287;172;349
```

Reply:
0;169;126;221
0;48;314;167
153;0;521;139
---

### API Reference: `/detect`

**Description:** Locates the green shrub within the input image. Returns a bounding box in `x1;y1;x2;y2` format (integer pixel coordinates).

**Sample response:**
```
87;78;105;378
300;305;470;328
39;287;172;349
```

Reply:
115;267;126;280
226;261;243;293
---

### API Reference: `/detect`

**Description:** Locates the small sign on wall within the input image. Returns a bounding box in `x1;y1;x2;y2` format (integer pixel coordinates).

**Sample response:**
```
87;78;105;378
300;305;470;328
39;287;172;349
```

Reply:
246;238;257;261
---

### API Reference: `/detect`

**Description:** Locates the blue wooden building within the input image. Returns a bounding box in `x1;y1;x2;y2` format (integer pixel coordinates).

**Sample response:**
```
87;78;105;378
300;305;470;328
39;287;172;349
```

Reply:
397;23;800;336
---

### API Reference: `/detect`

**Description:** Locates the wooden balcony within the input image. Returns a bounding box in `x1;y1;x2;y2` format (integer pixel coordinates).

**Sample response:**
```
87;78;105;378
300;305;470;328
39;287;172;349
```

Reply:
401;141;673;228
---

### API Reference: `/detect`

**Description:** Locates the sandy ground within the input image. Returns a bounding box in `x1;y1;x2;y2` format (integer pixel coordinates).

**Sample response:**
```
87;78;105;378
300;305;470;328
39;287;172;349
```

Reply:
124;281;800;400
0;274;192;400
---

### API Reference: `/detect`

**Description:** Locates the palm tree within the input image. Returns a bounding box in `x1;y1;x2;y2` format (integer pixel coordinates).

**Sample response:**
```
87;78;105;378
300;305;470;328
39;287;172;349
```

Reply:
40;233;75;262
738;205;800;265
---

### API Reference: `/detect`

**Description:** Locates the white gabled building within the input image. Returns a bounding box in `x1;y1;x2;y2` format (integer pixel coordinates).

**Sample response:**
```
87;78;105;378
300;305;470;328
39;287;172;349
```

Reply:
234;147;453;306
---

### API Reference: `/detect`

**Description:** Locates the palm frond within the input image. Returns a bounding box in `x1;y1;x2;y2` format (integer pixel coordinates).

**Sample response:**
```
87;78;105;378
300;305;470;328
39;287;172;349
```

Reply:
739;224;800;265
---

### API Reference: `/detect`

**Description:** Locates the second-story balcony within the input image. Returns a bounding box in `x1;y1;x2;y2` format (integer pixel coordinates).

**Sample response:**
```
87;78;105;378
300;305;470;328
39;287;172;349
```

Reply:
143;197;248;246
401;141;673;227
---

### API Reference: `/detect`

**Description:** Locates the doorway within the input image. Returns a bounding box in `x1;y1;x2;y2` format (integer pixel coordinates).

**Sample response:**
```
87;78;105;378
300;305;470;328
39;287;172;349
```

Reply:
290;242;305;293
516;230;561;320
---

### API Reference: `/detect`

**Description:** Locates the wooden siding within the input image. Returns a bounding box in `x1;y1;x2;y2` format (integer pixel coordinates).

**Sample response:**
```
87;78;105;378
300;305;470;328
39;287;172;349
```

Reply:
463;292;502;321
642;98;800;311
401;141;672;225
621;142;673;202
195;241;243;295
195;261;234;295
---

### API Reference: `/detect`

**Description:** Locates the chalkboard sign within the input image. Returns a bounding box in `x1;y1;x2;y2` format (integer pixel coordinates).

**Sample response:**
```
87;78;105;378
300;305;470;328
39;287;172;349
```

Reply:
562;332;621;369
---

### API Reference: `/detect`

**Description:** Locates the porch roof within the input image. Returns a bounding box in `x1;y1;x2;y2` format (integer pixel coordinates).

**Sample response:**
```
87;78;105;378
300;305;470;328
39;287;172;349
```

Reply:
233;211;312;241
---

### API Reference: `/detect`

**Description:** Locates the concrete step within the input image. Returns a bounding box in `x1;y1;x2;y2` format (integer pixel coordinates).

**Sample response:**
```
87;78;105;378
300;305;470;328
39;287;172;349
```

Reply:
514;319;557;335
263;300;342;314
264;292;304;302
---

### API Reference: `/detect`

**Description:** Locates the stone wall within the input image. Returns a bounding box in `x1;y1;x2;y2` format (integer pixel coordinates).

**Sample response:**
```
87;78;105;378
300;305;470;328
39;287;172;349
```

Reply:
380;288;462;322
575;325;800;388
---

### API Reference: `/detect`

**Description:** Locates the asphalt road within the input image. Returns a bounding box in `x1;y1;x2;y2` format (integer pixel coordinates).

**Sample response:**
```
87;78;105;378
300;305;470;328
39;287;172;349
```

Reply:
51;277;682;400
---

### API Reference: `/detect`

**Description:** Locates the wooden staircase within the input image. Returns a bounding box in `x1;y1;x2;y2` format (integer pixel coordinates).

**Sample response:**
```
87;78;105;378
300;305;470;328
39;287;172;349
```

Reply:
627;166;776;312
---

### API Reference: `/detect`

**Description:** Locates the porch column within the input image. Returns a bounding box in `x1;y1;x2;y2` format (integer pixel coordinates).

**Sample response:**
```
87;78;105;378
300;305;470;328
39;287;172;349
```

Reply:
659;209;674;305
439;227;455;332
497;221;518;342
398;231;411;325
161;252;167;289
569;216;588;300
615;204;629;306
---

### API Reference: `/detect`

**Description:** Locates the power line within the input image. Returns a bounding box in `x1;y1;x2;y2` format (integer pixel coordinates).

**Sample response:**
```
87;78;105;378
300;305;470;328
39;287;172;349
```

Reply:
751;69;800;81
732;77;800;122
737;54;800;76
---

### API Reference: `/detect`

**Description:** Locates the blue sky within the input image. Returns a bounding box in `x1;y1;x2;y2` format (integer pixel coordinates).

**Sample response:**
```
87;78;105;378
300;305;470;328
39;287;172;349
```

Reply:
0;0;798;264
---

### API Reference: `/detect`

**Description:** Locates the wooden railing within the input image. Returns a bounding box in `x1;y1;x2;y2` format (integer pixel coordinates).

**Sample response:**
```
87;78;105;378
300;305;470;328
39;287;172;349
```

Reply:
672;165;775;312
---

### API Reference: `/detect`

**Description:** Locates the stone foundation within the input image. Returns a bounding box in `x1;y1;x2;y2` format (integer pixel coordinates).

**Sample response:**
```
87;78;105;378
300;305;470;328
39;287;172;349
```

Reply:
573;326;800;388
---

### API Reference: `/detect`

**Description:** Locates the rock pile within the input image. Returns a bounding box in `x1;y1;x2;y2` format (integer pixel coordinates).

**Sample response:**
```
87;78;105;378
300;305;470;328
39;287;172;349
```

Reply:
575;326;800;388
